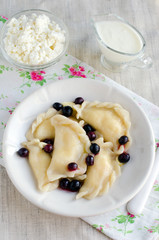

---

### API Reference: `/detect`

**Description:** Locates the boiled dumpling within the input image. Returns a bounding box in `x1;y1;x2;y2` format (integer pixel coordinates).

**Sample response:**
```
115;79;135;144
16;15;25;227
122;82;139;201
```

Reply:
76;138;121;200
26;108;58;141
47;115;90;181
76;101;131;150
23;139;59;192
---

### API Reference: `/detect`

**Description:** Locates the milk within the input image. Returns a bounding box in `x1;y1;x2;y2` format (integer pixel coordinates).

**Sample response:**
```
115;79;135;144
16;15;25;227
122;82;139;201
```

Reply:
95;20;143;64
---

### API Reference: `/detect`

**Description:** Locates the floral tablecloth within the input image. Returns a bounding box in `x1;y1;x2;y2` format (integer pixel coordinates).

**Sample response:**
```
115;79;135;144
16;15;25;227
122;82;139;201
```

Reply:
0;16;159;240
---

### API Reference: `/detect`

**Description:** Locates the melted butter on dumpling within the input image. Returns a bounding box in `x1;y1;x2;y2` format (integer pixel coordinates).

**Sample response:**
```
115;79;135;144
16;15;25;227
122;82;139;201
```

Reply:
47;115;90;181
76;138;121;200
76;101;131;150
22;139;59;192
26;108;58;141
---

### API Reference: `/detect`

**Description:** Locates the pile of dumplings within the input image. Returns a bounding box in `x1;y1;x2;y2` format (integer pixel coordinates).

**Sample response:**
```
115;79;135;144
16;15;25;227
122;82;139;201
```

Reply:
22;99;131;200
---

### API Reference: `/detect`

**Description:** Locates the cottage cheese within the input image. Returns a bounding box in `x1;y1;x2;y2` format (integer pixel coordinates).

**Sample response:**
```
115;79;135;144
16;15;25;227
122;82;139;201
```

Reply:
4;14;66;65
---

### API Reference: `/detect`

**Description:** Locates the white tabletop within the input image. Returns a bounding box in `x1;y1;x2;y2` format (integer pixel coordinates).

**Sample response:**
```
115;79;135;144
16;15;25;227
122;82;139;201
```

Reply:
0;0;158;239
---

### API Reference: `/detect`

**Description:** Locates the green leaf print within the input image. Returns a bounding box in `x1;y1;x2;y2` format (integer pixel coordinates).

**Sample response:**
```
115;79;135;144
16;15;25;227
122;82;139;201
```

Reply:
153;180;159;191
92;224;98;228
92;224;104;232
0;94;8;100
64;64;70;68
111;212;139;236
144;223;159;234
18;70;47;92
126;230;133;233
128;219;135;224
0;121;6;129
72;64;79;69
0;16;7;23
62;67;69;73
117;215;127;224
0;65;13;74
20;73;26;77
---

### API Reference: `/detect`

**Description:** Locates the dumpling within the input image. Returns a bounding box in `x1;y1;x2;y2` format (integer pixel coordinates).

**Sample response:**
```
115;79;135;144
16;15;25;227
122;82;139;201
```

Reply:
23;139;59;192
47;115;90;181
26;108;58;141
76;138;121;200
76;101;131;150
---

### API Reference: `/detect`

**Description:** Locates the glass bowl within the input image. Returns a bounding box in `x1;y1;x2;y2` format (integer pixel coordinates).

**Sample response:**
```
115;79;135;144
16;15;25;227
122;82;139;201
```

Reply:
0;9;69;71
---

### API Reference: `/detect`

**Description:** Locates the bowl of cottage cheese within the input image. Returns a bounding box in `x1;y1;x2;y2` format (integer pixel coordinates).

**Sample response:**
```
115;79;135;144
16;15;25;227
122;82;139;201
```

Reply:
0;9;69;70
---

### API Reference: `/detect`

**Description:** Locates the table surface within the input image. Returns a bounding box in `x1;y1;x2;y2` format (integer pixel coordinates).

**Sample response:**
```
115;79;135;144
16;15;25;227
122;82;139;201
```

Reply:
1;0;159;239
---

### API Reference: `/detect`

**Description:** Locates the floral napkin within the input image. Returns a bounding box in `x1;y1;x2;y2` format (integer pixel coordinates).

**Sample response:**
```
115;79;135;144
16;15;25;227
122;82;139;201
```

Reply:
0;16;159;240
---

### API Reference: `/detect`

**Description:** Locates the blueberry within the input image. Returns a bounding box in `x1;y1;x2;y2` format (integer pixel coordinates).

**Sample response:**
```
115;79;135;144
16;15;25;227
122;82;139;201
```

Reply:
74;97;84;105
90;143;100;155
83;124;95;133
43;144;53;153
118;152;130;163
86;155;94;166
59;178;70;190
68;162;78;171
62;106;73;117
118;136;129;145
87;131;96;141
53;102;63;111
43;139;53;145
17;148;29;157
69;180;81;192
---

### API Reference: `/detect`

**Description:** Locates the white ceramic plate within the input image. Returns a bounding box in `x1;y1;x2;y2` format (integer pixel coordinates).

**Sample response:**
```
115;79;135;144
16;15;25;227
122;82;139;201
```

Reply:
3;78;155;217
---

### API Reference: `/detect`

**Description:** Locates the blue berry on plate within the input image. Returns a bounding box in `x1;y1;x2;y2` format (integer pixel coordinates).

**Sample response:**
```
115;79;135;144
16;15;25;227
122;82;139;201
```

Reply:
62;106;73;117
69;180;81;192
87;131;96;141
68;162;78;171
43;144;53;153
118;136;129;145
74;97;84;105
118;152;130;163
90;143;100;155
59;178;70;190
17;148;29;157
43;139;53;145
86;155;94;166
83;124;95;133
53;102;63;111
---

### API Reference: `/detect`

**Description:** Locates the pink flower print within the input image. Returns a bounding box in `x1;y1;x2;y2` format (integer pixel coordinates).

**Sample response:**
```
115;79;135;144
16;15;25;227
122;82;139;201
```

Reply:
156;143;159;148
2;16;8;20
69;66;86;78
79;66;85;71
76;71;82;77
72;71;78;76
80;74;86;78
31;71;43;81
69;67;75;73
97;227;103;232
127;212;135;218
154;180;158;185
40;70;46;74
105;224;110;229
36;75;44;81
148;229;153;233
8;110;13;115
31;75;38;80
58;76;63;80
96;74;102;77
